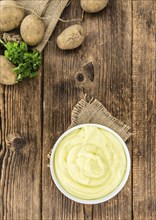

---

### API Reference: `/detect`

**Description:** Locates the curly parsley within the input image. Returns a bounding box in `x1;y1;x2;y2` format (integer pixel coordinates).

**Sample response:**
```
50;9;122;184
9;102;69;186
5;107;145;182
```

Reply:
0;40;42;82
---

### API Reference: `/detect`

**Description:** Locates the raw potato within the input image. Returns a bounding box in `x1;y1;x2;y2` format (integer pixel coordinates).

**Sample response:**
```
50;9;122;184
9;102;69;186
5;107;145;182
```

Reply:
0;0;25;32
57;25;85;50
20;15;45;46
81;0;108;13
0;56;17;85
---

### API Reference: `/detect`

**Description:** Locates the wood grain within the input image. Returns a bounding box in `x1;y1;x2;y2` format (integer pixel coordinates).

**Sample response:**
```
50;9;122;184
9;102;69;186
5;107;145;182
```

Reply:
132;1;156;219
42;0;84;219
0;0;156;219
0;76;42;220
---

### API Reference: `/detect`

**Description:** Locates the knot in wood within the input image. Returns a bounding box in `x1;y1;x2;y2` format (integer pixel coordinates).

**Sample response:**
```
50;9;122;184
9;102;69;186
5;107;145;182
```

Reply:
76;73;85;82
83;62;94;82
6;134;26;152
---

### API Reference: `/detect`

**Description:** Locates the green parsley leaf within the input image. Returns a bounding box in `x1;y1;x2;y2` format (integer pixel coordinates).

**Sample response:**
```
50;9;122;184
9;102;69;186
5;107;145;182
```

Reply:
0;40;42;82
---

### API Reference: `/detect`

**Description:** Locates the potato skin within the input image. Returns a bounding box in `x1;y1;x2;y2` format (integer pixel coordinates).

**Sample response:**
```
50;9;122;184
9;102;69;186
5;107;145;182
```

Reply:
0;1;25;32
20;15;45;46
57;25;85;50
0;56;17;85
81;0;108;13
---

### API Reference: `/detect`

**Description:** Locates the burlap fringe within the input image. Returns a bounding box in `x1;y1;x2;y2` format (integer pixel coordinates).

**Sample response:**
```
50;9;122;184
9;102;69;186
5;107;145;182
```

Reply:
37;0;69;51
68;99;87;127
47;150;52;167
0;33;22;43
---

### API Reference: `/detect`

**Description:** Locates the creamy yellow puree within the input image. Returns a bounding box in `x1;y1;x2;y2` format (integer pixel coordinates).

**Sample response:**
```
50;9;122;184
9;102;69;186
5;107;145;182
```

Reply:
54;126;127;200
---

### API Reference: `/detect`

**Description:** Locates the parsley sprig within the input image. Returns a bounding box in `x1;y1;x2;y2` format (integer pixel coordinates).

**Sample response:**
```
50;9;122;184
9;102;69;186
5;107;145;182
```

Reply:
0;40;42;82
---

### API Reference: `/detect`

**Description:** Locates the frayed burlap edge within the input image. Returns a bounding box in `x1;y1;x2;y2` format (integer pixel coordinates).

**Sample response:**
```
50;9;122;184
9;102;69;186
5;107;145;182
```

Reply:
47;97;131;167
36;0;69;52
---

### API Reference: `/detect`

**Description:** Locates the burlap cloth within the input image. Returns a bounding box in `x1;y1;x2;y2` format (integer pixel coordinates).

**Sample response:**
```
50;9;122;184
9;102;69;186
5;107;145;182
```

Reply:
16;0;69;52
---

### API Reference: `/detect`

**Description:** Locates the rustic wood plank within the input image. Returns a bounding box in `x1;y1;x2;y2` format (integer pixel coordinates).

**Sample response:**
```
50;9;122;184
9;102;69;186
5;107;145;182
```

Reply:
132;1;156;219
92;0;132;219
0;74;42;220
42;0;85;219
0;85;5;219
42;0;132;219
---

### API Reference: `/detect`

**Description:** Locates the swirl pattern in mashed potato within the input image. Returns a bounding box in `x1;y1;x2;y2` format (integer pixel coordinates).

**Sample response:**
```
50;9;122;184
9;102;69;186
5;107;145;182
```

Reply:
54;126;127;200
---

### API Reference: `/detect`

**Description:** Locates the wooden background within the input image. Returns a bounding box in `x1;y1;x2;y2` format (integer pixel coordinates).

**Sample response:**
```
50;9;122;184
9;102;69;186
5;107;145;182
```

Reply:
0;0;156;219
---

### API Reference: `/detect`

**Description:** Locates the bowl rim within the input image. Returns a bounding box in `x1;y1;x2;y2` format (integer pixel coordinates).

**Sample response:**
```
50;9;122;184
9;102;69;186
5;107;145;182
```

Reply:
50;123;131;204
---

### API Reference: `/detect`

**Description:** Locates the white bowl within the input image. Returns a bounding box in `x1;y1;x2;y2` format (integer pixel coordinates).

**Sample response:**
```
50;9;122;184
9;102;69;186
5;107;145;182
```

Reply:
50;124;131;204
